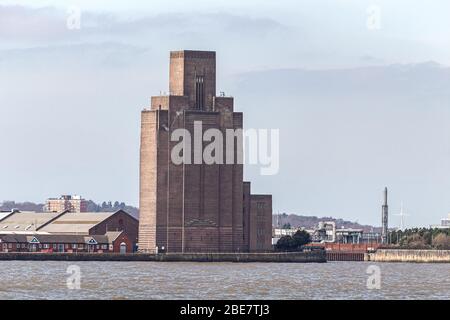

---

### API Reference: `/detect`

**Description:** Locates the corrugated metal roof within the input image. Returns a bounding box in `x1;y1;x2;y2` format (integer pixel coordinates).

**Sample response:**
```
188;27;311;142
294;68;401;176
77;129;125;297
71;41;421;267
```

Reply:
0;212;12;221
0;231;50;235
0;211;60;232
38;212;115;234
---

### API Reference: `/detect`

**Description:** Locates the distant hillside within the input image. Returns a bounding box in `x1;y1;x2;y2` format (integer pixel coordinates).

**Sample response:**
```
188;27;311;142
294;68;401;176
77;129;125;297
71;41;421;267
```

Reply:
1;201;376;231
0;201;44;212
273;213;380;233
0;200;139;218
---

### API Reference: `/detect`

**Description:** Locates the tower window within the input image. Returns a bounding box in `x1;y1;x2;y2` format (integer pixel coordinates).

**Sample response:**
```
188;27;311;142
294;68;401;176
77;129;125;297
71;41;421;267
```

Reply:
195;75;205;110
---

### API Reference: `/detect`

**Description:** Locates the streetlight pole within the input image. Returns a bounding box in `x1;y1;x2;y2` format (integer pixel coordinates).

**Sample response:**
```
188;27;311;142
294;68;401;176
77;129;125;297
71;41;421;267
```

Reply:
181;112;186;254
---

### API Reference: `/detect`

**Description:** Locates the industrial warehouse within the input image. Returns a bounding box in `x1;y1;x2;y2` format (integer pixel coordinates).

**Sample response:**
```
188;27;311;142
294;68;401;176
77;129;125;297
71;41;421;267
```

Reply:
0;209;138;253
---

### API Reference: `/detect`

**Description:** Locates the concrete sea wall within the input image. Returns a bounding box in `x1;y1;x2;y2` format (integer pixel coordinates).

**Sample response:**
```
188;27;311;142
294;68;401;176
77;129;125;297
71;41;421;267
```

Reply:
369;249;450;263
0;251;326;263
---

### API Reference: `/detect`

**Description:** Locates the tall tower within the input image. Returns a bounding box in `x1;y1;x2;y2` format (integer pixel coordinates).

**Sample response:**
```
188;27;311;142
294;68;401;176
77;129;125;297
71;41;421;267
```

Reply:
381;187;389;244
169;51;216;110
139;50;239;253
139;50;273;253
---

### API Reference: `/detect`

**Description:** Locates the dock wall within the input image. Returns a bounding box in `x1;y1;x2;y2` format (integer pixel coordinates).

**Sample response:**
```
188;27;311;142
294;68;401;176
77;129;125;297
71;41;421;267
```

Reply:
368;249;450;263
0;251;326;263
326;251;366;261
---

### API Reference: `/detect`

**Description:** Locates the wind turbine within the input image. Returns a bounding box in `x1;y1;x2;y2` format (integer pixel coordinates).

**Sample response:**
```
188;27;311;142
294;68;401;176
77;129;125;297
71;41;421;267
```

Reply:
395;201;409;231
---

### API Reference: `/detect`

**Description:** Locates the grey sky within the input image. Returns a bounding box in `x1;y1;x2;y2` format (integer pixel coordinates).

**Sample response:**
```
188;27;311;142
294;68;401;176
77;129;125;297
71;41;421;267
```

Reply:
1;1;449;227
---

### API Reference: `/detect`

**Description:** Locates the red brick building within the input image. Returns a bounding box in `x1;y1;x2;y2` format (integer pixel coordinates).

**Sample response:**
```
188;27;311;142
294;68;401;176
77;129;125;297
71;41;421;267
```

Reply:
37;210;138;247
44;195;88;213
0;209;138;253
243;182;272;252
0;232;132;253
139;50;273;253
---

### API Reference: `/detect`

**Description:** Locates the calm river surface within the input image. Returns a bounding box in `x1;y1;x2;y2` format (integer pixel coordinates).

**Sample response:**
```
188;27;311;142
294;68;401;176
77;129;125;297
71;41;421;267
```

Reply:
0;261;448;300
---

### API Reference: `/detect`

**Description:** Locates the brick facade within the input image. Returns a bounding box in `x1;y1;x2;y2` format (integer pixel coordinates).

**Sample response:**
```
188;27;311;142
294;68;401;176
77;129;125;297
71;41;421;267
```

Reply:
243;182;273;252
89;210;139;248
0;232;132;253
0;210;138;253
44;195;88;213
139;50;272;253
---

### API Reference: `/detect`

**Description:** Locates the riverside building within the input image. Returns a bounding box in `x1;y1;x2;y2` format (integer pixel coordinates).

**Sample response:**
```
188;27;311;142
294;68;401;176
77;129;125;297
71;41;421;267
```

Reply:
0;209;138;253
139;50;273;253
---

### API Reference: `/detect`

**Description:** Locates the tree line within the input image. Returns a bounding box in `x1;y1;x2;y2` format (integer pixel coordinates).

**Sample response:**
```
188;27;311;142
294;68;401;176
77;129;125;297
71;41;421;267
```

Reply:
275;227;450;250
275;230;312;251
388;227;450;249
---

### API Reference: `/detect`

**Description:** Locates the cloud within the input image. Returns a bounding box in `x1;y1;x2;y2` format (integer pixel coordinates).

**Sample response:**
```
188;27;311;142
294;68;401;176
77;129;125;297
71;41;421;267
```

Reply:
360;55;384;64
0;42;151;71
0;5;287;46
0;5;69;42
0;4;292;75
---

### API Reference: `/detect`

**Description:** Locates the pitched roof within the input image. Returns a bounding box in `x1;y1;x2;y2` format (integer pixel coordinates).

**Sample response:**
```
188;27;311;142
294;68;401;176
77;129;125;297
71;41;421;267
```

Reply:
0;211;61;232
0;212;12;221
0;231;50;235
105;231;123;242
0;210;133;237
37;212;116;234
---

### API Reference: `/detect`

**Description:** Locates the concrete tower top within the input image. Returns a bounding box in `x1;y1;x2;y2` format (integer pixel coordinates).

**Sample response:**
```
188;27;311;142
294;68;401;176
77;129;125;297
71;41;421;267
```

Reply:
169;50;216;110
170;50;216;59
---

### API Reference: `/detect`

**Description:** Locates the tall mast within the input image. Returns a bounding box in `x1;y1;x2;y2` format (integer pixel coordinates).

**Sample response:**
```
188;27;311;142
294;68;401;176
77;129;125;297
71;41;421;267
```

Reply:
381;187;389;244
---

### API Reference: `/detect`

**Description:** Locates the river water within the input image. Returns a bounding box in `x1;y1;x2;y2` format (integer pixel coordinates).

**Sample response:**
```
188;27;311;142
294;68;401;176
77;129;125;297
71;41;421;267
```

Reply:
0;261;448;300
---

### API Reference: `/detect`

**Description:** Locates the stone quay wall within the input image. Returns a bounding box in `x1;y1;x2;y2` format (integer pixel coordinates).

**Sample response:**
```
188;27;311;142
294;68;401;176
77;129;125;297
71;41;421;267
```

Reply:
368;249;450;263
0;251;326;263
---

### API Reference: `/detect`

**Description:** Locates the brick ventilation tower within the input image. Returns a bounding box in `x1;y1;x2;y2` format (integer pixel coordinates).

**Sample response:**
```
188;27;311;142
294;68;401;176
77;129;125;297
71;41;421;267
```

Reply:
139;50;272;253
